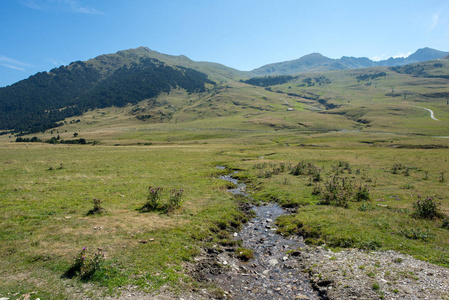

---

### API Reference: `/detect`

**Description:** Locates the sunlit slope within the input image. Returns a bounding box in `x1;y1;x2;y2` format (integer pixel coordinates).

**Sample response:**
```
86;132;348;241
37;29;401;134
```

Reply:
3;59;448;145
246;60;449;136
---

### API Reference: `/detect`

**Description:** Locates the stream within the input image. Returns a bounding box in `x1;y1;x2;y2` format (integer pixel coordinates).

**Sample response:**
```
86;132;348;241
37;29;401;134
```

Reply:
211;170;320;299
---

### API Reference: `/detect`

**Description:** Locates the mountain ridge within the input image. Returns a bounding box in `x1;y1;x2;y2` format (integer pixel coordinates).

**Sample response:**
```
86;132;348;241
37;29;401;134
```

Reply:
1;46;448;134
251;47;449;76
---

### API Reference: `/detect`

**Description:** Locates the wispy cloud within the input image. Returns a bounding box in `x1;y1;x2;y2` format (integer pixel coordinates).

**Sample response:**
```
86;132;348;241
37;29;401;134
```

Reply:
48;58;65;66
21;0;103;15
0;55;30;71
430;11;440;30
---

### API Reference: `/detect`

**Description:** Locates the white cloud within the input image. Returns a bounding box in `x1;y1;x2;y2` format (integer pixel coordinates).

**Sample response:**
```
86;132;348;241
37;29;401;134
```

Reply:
21;0;103;15
370;54;388;62
392;51;412;59
370;51;412;62
0;55;30;71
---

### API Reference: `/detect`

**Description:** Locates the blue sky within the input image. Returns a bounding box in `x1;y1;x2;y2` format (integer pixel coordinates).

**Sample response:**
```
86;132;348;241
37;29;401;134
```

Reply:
1;0;449;87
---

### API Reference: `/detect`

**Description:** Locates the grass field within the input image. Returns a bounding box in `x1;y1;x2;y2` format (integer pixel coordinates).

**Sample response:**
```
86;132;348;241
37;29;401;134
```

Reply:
1;60;449;299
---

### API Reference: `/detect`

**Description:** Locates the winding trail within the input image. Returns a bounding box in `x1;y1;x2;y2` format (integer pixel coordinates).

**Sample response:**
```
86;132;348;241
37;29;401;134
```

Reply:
410;105;439;121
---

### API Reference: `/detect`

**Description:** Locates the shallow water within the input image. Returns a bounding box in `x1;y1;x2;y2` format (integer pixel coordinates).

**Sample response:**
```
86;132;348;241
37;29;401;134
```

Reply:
215;169;320;299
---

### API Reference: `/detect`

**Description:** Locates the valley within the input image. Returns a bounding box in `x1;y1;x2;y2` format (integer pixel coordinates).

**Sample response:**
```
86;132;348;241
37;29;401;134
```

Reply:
0;48;449;299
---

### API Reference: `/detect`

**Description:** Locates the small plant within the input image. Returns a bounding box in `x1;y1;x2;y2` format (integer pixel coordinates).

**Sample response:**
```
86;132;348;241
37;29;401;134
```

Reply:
423;171;429;180
358;201;373;212
311;184;321;195
87;198;104;215
400;183;414;189
403;167;410;177
372;283;380;291
440;172;445;183
290;160;322;181
235;247;254;261
412;196;443;219
141;186;185;212
391;163;404;174
142;186;163;211
355;185;370;202
400;227;434;241
64;247;105;280
167;189;184;211
441;218;449;230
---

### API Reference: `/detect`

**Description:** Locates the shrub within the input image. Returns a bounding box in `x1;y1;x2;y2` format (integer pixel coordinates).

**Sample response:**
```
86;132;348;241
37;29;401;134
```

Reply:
64;247;105;280
87;198;104;215
142;186;163;211
167;189;184;211
318;176;354;208
412;196;443;219
141;186;185;212
290;161;322;181
355;185;370;202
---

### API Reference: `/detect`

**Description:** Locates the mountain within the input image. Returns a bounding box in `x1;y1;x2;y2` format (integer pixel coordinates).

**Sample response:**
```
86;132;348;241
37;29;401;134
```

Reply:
251;47;449;76
251;53;334;76
1;46;448;135
0;48;226;134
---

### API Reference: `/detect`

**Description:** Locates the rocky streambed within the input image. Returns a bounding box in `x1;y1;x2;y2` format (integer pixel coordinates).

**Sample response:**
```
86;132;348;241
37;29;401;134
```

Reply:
192;170;320;299
205;203;321;299
191;170;449;300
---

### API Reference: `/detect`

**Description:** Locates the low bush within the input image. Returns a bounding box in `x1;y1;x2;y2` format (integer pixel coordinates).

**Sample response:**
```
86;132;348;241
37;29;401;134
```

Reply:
411;196;443;219
63;247;105;280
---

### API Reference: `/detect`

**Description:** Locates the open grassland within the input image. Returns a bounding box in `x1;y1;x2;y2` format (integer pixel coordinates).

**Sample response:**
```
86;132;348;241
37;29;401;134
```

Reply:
1;132;449;299
1;61;449;299
0;142;252;299
232;141;449;267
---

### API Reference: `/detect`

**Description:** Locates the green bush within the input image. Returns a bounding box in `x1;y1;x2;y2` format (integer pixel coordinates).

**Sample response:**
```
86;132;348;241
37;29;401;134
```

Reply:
64;247;105;280
412;196;443;219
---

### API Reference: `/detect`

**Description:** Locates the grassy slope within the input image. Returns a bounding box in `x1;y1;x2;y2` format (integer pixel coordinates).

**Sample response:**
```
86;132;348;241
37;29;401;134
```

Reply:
1;61;449;299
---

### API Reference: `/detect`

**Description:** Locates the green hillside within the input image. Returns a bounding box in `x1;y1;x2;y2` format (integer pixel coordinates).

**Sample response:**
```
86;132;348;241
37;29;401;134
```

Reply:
1;50;449;299
8;57;446;145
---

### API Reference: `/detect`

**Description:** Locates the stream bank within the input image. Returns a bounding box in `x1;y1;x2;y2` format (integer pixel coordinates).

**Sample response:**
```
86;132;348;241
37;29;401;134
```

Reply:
188;169;320;299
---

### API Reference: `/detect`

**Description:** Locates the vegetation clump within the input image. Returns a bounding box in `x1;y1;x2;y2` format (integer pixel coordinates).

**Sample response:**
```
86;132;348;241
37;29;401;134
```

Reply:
235;247;254;261
141;186;184;212
87;198;105;215
400;227;434;241
411;196;444;220
142;186;163;211
64;247;105;280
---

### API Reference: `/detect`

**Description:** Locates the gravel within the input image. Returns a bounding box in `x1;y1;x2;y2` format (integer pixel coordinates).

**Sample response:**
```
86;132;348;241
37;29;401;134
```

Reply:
297;246;449;299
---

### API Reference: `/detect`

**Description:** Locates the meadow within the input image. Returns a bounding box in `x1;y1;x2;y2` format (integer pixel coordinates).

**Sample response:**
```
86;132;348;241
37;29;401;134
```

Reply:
1;60;449;299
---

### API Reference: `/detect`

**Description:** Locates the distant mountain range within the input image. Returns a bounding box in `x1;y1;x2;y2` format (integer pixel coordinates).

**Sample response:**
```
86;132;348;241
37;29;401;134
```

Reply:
1;46;448;134
251;47;449;76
